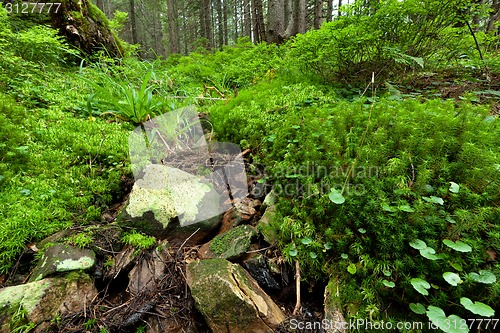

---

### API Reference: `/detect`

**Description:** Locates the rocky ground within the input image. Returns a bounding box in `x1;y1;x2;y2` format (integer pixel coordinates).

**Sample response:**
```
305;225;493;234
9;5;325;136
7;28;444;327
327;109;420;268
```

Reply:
0;155;344;333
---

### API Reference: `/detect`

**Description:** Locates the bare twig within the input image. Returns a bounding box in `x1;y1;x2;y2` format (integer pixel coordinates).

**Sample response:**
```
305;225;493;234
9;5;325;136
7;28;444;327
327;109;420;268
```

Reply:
90;130;106;170
177;228;200;254
292;260;301;316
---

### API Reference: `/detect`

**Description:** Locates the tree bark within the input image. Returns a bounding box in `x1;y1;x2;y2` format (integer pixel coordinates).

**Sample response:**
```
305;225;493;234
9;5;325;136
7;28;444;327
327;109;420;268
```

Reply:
50;0;124;57
234;0;239;42
284;0;298;37
297;0;307;34
243;0;252;37
486;0;500;32
251;0;265;42
223;0;229;45
326;0;333;22
267;0;285;44
216;0;224;48
338;0;342;17
167;0;179;53
314;0;323;29
129;0;138;44
202;0;214;48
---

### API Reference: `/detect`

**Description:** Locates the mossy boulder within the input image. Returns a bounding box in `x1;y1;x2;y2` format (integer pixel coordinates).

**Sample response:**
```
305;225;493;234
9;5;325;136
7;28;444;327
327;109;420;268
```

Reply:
29;244;95;282
203;225;258;260
117;164;223;245
0;272;97;332
186;259;285;333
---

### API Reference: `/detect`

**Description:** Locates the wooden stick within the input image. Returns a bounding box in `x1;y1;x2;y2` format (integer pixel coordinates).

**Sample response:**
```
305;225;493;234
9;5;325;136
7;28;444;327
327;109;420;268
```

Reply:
292;260;302;316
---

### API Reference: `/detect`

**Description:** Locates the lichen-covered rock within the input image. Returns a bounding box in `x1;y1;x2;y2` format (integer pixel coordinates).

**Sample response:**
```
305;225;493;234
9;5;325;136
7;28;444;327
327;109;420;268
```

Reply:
0;272;97;332
324;277;348;333
186;259;285;333
117;164;223;245
201;225;258;260
29;244;95;282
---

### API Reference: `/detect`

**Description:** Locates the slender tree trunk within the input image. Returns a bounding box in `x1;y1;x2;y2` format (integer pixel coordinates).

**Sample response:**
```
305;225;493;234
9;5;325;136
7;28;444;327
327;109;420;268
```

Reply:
167;0;179;53
234;0;239;42
202;0;214;48
129;0;138;44
267;0;285;44
223;0;229;45
314;0;323;29
326;0;333;22
216;0;224;48
338;0;342;17
96;0;104;11
486;0;500;32
243;0;252;37
251;0;265;42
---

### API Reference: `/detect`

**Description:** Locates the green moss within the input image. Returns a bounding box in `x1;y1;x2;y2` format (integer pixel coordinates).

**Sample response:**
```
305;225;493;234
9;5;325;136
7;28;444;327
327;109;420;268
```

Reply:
209;225;256;256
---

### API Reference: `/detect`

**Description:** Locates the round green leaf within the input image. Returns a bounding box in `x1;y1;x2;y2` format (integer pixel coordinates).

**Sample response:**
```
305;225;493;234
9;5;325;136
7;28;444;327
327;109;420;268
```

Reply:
430;196;444;205
358;228;366;234
409;303;426;315
460;297;495;317
347;263;356;275
411;278;431;296
301;237;312;245
289;249;298;257
340;253;348;259
469;270;496;284
398;205;414;212
382;280;395;288
449;182;460;193
409;239;427;250
323;242;332;250
443;239;472;253
309;252;317;259
328;188;345;204
383;270;392;277
443;272;462;286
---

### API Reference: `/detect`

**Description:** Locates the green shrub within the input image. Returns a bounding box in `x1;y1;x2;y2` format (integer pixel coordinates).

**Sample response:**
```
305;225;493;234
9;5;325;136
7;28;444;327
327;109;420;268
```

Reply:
288;0;472;82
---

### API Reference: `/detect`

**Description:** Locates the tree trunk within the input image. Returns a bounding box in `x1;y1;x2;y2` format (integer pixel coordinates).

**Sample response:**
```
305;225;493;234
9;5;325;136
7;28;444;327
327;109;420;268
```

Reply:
267;0;285;44
486;0;500;32
251;0;265;43
50;0;124;58
243;0;252;37
284;0;297;37
314;0;323;29
297;0;307;34
216;0;224;48
223;0;229;45
167;0;179;53
338;0;342;17
96;0;104;11
202;0;214;48
326;0;333;22
234;0;239;42
129;0;138;44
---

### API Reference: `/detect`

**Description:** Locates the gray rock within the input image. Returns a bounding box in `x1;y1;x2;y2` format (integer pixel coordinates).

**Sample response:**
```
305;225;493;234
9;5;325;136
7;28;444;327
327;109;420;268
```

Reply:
186;259;285;333
0;272;97;333
29;244;95;282
117;164;223;245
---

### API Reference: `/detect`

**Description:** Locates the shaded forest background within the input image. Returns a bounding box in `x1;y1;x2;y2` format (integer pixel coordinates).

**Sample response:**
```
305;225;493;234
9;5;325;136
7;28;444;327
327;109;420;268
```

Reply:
97;0;500;58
